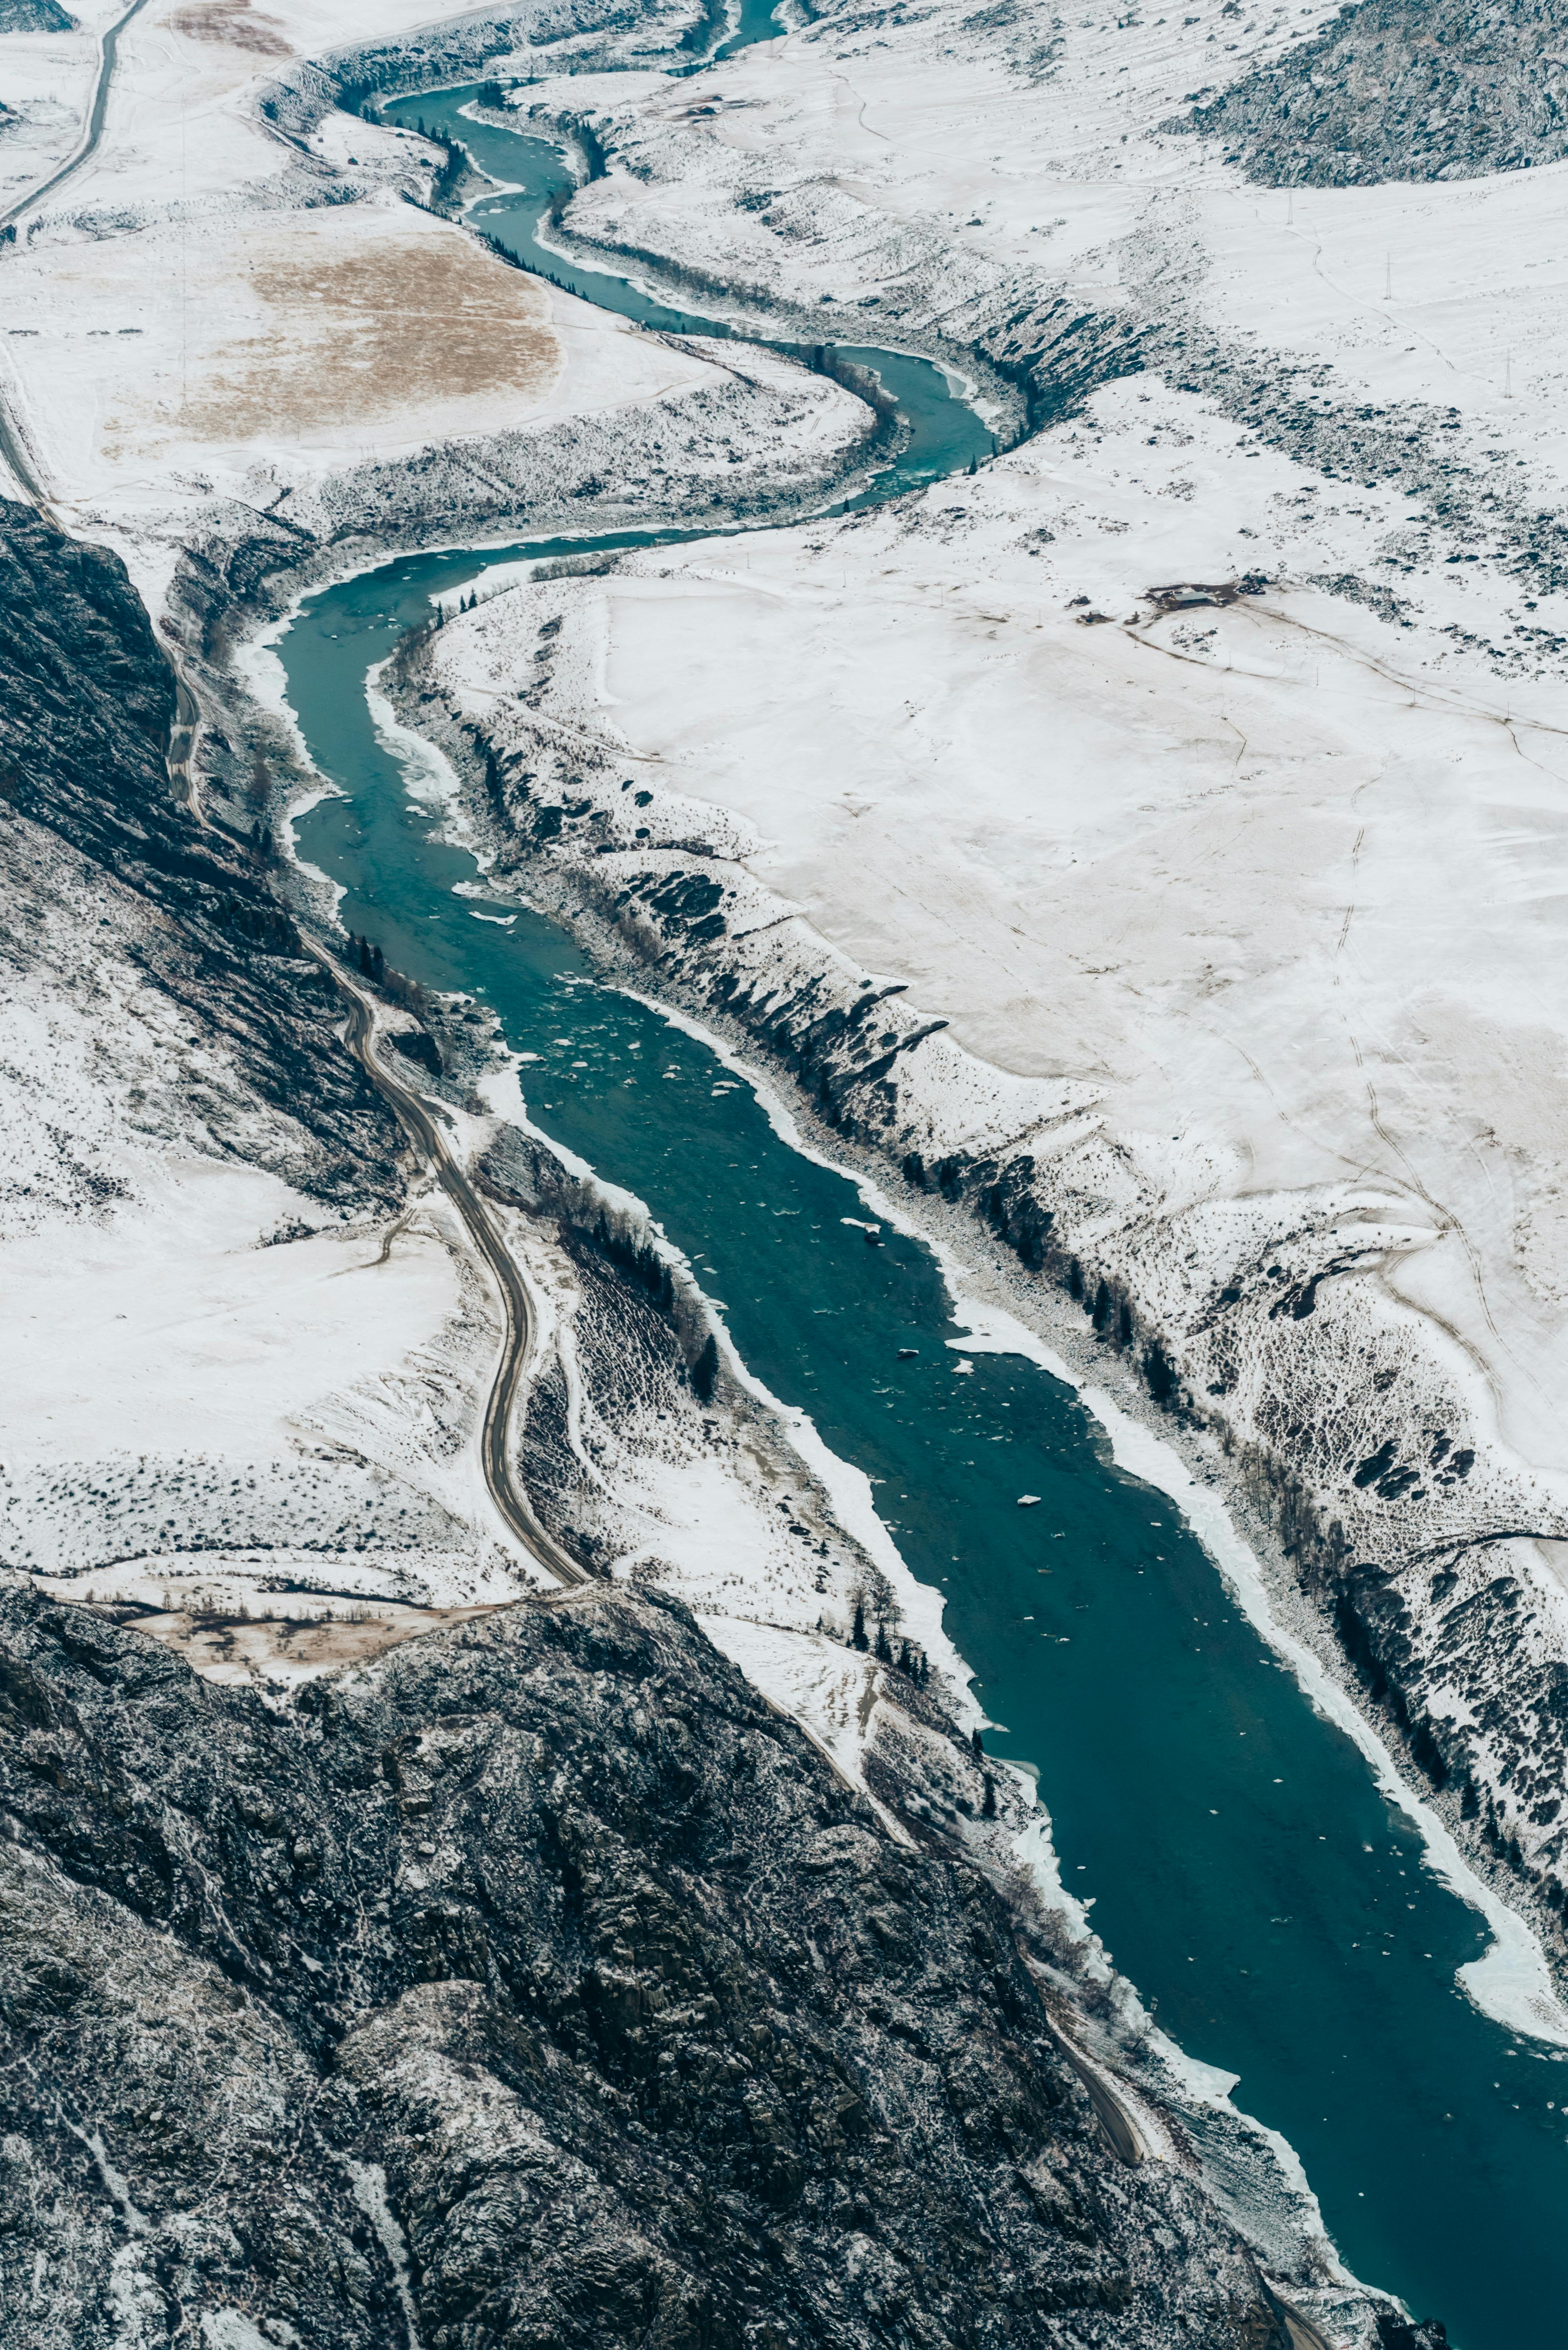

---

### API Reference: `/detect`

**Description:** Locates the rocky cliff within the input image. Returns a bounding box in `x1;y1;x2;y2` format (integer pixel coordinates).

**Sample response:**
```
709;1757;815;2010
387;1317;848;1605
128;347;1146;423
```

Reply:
1168;0;1568;186
0;499;401;1207
0;1580;1318;2349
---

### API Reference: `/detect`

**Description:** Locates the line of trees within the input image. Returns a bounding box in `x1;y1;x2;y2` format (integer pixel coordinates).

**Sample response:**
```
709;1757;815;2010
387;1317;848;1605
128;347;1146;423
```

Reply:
347;933;386;984
850;1597;929;1685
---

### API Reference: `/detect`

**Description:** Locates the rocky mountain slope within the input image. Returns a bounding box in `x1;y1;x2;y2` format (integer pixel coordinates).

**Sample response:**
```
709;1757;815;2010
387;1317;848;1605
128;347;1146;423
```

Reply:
0;1580;1319;2350
0;495;400;1205
1171;0;1568;186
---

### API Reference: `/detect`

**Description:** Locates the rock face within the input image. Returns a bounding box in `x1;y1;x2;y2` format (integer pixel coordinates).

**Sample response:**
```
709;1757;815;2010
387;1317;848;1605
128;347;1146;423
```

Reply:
0;499;402;1205
0;1582;1304;2347
1167;0;1568;186
0;0;75;27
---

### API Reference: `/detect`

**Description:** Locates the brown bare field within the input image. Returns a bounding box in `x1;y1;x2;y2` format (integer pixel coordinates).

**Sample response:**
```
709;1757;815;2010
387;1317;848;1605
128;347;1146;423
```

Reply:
93;1598;504;1688
169;0;292;56
166;224;560;445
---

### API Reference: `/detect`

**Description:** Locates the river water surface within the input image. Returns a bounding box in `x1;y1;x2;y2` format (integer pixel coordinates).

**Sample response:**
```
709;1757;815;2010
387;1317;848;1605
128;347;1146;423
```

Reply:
281;60;1568;2350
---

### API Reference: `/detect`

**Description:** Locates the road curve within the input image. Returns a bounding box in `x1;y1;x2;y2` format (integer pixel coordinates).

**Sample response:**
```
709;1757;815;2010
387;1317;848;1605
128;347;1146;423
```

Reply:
1040;2018;1144;2166
1040;2017;1341;2347
0;0;576;1595
1269;2299;1338;2350
322;954;590;1589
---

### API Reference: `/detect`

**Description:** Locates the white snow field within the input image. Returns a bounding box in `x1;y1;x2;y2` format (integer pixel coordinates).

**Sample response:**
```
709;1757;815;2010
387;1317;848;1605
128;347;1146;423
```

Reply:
389;0;1568;1897
0;0;127;226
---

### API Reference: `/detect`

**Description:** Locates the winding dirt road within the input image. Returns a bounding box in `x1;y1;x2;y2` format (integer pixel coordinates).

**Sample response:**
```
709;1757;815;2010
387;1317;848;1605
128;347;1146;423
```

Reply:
0;0;583;1592
0;0;155;238
323;956;590;1590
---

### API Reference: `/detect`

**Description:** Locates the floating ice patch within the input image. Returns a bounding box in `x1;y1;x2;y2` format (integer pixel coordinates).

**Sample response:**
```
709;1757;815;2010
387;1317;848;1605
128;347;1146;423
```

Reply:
469;910;516;928
1017;1494;1042;1507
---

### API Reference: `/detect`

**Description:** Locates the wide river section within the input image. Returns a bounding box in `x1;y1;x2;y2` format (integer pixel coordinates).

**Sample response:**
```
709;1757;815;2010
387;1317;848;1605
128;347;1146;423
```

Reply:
283;59;1568;2350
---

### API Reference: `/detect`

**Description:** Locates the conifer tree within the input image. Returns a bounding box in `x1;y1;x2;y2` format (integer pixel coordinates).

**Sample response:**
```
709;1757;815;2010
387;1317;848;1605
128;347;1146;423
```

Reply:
691;1333;720;1403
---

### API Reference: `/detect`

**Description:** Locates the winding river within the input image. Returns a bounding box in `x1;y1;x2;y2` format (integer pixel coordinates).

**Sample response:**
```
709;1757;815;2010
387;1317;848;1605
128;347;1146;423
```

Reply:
280;50;1568;2349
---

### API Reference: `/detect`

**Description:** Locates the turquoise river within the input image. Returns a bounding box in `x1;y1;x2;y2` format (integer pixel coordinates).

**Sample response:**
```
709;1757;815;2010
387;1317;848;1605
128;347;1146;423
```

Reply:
279;46;1568;2349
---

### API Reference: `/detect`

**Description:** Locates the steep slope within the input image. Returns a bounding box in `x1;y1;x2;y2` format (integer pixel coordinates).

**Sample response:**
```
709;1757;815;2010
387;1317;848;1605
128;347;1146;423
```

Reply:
0;497;546;1640
1171;0;1568;186
0;498;396;1202
0;1579;1312;2350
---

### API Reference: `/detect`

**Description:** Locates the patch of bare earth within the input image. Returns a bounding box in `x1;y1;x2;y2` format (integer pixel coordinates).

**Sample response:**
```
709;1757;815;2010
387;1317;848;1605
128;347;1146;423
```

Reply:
151;226;560;446
90;1599;504;1690
168;0;292;57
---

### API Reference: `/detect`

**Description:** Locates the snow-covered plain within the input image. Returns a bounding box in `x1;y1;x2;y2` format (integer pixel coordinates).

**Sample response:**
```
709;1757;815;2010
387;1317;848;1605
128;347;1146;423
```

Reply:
0;0;126;226
0;826;552;1676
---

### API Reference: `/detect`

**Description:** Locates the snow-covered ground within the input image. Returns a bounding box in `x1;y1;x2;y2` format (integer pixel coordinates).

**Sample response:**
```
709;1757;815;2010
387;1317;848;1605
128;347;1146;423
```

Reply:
0;824;552;1672
0;0;126;224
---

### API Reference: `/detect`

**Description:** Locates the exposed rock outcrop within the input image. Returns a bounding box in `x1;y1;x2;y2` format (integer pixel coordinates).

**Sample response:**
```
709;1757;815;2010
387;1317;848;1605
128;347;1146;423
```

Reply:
1166;0;1568;186
0;1580;1308;2347
0;499;402;1205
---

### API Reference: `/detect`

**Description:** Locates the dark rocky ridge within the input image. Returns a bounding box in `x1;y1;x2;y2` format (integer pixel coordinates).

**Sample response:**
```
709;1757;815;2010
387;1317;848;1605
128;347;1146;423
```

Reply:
0;0;75;26
0;1582;1314;2347
1166;0;1568;185
0;498;402;1205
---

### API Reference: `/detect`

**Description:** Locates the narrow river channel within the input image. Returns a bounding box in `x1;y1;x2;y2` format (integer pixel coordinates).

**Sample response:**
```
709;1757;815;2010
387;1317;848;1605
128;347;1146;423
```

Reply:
278;50;1568;2349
